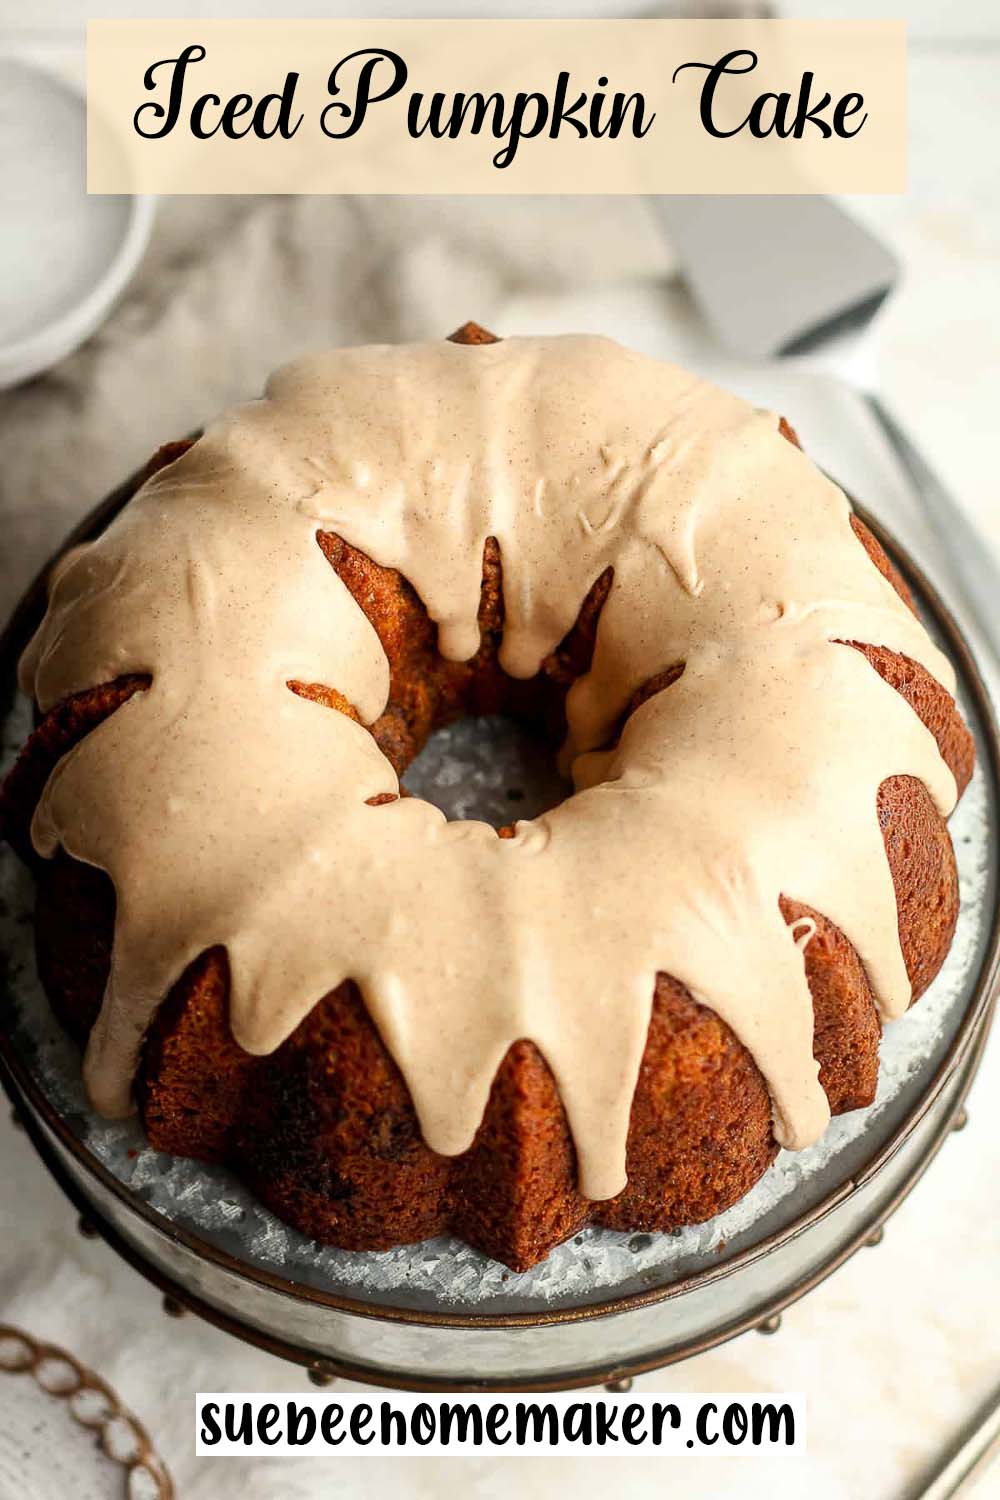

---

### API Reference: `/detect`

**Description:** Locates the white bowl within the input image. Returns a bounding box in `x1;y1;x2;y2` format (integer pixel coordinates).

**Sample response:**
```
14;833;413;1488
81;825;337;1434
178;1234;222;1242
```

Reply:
0;57;154;390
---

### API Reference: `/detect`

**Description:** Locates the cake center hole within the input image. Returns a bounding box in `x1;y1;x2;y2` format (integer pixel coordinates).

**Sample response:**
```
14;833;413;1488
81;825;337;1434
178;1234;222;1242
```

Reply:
404;715;572;828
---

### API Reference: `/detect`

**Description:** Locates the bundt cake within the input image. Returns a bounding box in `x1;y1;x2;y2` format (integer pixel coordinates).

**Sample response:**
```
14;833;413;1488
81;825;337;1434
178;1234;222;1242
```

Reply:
0;324;975;1271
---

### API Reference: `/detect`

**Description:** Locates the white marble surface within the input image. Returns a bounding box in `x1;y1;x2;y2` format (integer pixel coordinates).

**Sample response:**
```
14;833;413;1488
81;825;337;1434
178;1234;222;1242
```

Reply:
0;6;998;1499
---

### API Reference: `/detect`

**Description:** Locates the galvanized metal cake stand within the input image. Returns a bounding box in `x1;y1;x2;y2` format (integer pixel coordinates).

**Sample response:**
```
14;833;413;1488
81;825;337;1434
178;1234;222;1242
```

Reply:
1;471;997;1392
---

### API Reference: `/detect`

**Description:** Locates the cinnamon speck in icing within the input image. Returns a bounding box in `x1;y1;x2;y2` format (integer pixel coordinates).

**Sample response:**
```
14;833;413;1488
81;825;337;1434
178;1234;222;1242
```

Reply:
19;335;958;1200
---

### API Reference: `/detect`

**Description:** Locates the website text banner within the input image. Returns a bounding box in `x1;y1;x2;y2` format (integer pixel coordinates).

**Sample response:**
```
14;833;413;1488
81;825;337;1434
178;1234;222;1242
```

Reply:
196;1392;806;1456
88;19;905;195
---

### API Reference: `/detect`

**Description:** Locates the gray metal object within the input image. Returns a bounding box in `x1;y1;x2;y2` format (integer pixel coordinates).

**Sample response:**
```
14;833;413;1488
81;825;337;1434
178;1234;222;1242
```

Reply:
0;480;996;1391
909;1381;1000;1500
650;197;900;361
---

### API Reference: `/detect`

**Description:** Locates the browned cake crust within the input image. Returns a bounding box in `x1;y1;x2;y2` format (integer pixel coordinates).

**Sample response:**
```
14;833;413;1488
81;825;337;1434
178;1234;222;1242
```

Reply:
0;325;975;1271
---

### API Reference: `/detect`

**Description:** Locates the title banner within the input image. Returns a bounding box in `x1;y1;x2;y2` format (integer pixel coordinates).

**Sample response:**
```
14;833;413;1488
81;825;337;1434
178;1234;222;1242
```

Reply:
87;19;906;195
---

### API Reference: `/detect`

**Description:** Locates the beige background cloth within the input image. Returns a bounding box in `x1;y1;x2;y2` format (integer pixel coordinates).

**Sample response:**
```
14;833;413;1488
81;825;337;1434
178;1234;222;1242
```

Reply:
0;195;670;621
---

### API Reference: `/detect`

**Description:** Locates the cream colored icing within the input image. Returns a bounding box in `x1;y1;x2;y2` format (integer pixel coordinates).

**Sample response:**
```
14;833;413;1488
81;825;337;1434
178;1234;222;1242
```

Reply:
19;334;959;1201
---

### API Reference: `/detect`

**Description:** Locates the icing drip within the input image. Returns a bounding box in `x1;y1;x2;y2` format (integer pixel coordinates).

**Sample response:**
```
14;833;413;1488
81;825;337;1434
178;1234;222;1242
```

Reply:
20;335;959;1202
